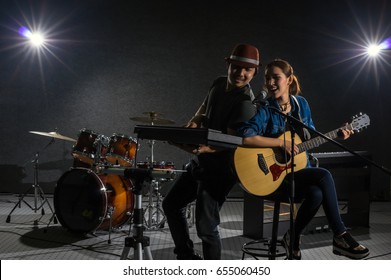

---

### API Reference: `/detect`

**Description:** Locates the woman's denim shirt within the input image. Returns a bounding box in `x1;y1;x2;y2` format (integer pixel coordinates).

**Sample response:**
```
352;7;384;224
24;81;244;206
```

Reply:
237;95;315;166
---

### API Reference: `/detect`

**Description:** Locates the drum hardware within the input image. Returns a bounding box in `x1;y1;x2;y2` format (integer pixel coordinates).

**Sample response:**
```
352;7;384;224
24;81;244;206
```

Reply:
130;112;174;230
106;206;114;244
136;161;175;230
138;161;172;230
132;112;172;229
6;135;57;225
144;179;166;230
45;211;58;233
97;166;179;180
93;134;110;166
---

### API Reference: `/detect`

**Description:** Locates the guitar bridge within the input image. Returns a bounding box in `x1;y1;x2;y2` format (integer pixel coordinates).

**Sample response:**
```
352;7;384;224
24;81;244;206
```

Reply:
257;154;269;175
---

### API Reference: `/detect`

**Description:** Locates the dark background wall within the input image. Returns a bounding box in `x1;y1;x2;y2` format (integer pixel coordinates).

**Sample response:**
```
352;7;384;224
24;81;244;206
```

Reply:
0;0;390;200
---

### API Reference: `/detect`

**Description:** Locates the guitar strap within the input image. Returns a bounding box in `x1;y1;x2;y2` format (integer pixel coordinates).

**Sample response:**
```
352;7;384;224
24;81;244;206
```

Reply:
291;95;311;141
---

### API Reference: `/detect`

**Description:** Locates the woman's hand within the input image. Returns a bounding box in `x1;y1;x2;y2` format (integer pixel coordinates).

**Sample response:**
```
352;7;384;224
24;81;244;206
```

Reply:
338;123;354;140
279;139;300;156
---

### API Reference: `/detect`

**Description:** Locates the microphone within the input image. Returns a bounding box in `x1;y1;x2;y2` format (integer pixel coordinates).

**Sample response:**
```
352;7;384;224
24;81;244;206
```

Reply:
253;90;269;107
259;90;267;99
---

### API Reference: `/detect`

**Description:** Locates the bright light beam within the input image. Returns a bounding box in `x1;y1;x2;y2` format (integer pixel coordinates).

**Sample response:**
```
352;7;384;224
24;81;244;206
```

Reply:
366;38;391;57
367;44;382;56
312;0;391;90
28;32;45;47
18;26;45;47
3;4;78;92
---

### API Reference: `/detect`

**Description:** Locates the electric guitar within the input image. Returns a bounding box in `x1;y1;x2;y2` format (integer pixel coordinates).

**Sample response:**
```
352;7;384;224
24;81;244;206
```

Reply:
234;113;370;196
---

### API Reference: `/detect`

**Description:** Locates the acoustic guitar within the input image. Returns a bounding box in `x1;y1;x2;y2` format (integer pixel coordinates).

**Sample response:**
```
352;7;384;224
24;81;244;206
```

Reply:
234;113;370;196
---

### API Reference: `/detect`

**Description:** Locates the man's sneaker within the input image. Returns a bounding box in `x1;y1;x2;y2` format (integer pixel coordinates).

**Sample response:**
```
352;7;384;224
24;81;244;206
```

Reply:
177;252;203;260
282;230;301;260
333;232;369;259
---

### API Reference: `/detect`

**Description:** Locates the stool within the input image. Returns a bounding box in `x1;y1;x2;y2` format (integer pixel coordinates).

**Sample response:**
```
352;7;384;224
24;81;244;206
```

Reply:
242;200;287;260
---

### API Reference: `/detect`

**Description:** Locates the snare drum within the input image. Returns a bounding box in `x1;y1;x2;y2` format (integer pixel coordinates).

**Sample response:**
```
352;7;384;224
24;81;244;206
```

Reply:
54;168;134;233
106;134;137;166
72;129;107;165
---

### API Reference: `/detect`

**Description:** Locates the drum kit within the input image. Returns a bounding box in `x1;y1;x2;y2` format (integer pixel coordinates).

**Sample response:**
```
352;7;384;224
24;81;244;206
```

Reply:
7;112;179;245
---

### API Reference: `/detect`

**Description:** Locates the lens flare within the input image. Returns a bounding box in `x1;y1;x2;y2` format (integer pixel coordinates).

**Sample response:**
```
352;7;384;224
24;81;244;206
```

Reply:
2;3;77;90
18;26;30;37
381;38;391;49
18;26;45;47
366;38;391;57
28;32;45;47
366;44;382;56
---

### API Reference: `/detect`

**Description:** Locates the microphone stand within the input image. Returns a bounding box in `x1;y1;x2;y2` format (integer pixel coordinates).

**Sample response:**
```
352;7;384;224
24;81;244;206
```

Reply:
267;106;297;259
288;121;296;260
267;106;391;259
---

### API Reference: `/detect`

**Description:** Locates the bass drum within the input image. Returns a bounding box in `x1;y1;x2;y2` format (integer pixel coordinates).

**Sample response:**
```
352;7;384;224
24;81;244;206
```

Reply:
54;168;133;233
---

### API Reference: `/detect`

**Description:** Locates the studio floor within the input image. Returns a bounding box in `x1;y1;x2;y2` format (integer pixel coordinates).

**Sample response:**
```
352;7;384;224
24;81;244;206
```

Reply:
0;191;390;261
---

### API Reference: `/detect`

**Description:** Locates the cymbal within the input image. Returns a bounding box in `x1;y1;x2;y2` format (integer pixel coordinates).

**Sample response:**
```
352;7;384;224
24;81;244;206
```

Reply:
130;111;175;124
129;117;175;124
29;131;77;142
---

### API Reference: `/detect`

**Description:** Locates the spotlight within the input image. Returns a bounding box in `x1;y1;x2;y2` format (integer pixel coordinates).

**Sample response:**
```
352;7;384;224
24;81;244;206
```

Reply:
366;38;391;57
18;26;45;47
27;32;45;47
366;44;382;57
9;7;72;89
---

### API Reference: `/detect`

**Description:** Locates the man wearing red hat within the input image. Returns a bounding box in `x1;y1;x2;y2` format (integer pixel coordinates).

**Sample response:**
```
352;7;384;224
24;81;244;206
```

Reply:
163;44;260;259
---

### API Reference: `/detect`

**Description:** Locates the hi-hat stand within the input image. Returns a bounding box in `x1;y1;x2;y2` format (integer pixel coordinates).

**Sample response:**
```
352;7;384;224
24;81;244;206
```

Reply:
142;129;168;230
144;179;166;230
6;139;56;226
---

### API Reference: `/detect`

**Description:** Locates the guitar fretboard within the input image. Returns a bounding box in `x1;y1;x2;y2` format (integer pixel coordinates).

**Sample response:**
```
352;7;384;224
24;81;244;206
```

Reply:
298;128;341;153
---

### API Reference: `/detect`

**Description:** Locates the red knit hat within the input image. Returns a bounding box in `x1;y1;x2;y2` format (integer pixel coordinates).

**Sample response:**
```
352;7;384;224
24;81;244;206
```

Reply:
225;44;260;68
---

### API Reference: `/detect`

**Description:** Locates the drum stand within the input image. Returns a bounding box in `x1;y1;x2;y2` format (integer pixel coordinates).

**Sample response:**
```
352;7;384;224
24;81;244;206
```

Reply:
143;138;167;230
144;179;166;230
121;169;153;260
6;140;56;226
